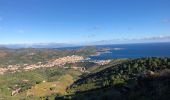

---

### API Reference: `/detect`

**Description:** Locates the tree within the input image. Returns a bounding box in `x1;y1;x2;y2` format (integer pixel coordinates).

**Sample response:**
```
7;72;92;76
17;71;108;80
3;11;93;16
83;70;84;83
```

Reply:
133;63;138;68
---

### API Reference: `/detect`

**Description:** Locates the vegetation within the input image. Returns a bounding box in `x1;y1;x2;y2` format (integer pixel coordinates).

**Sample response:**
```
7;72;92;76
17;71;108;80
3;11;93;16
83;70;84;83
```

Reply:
0;67;82;100
63;57;170;100
0;47;98;66
0;47;170;100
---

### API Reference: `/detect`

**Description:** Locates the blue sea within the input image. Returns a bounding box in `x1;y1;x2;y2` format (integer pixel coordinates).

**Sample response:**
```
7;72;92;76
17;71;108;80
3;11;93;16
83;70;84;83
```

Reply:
89;42;170;60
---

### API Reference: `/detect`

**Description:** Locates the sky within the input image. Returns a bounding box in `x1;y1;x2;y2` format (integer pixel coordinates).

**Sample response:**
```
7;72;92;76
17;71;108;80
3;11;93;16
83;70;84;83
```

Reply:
0;0;170;44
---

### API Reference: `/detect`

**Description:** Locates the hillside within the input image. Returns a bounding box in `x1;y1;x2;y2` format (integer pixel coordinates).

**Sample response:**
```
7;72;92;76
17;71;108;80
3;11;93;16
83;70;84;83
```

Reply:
0;47;97;66
59;70;170;100
0;48;170;100
0;47;114;99
59;57;170;100
0;67;82;100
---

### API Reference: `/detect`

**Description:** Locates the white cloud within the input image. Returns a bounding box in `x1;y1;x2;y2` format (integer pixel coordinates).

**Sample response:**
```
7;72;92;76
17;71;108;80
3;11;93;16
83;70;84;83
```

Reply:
89;35;170;45
142;35;170;40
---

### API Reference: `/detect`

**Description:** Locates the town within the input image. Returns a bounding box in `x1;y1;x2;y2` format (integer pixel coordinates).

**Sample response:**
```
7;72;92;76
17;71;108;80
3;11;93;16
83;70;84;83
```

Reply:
0;55;111;75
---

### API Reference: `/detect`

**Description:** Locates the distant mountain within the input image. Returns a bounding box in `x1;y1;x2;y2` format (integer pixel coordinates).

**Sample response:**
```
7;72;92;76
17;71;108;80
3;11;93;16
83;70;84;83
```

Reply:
0;43;76;49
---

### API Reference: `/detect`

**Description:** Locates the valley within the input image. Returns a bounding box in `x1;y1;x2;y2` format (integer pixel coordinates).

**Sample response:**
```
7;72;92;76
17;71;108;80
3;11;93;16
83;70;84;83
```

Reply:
0;47;115;99
0;47;170;100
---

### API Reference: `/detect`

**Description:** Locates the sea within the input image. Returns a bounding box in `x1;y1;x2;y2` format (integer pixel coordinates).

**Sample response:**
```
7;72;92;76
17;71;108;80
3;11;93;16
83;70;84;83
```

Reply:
89;42;170;60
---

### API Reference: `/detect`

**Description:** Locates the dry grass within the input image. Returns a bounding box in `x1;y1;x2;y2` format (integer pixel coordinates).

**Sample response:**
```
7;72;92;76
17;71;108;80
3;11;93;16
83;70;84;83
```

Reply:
26;74;74;97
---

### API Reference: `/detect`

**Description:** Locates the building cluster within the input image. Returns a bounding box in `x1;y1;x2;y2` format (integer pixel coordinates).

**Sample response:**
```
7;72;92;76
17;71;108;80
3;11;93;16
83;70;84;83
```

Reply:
92;60;111;65
24;55;85;70
0;55;111;75
0;68;8;75
0;65;20;74
0;55;85;74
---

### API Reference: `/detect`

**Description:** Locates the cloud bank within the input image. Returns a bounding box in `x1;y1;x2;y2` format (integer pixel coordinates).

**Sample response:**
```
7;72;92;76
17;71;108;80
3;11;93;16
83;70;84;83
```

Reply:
88;35;170;45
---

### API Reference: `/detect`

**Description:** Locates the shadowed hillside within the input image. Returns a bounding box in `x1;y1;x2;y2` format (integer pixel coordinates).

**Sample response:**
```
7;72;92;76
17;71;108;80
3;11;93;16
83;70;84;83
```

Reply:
55;57;170;100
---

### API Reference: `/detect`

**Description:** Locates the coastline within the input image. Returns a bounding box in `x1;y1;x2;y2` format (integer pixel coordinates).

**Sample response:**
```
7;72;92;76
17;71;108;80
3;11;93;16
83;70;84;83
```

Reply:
89;47;124;57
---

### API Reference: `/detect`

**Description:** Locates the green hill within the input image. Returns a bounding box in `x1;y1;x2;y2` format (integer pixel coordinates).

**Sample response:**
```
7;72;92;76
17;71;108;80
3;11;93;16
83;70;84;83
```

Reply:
59;57;170;100
0;55;170;100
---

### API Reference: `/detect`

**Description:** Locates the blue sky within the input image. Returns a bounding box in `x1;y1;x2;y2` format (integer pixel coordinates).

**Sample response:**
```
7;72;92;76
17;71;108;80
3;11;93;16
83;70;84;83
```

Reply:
0;0;170;44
